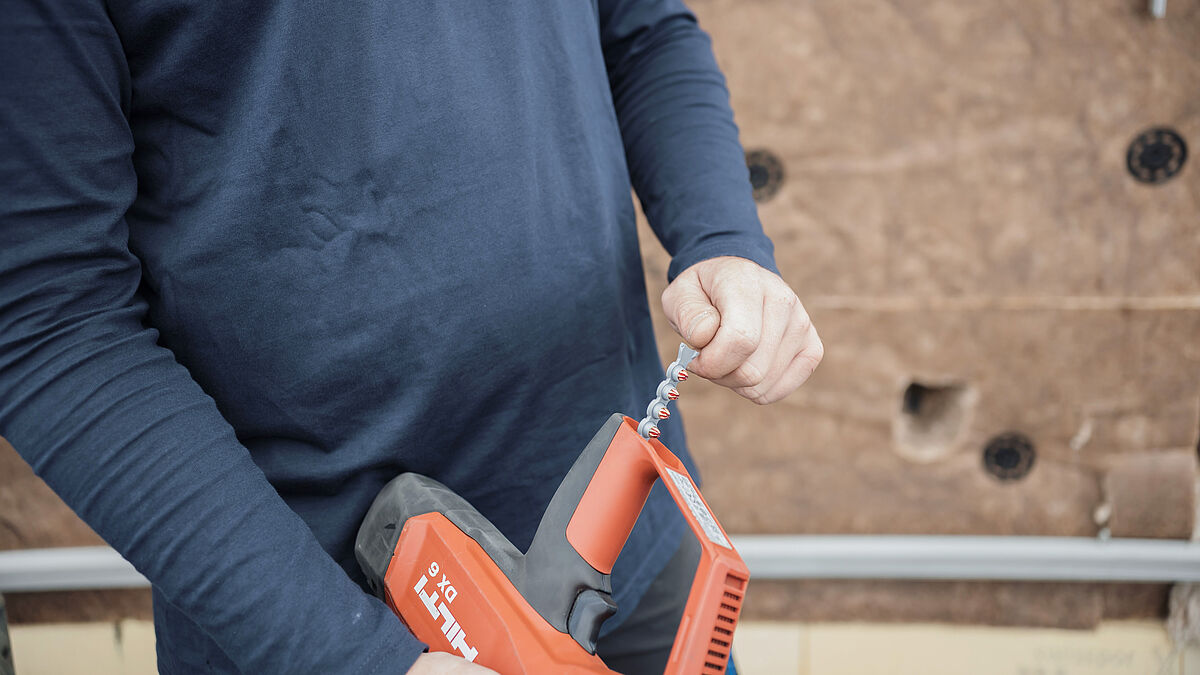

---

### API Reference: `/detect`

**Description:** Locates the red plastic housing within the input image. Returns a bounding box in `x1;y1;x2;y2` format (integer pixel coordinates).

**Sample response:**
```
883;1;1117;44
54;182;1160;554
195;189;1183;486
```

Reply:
566;417;749;674
379;416;748;674
385;513;614;674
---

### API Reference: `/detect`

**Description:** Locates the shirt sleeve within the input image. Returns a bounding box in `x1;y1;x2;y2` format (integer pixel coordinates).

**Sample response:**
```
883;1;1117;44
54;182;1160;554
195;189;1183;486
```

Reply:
0;2;425;672
598;0;778;281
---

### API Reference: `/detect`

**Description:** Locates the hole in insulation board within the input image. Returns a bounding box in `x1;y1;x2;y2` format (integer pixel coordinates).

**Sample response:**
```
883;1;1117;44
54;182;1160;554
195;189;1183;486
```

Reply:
893;380;976;463
745;149;784;202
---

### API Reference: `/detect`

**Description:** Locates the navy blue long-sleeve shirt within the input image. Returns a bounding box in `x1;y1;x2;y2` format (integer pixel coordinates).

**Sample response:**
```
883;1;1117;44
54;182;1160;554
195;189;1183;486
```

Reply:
0;0;776;672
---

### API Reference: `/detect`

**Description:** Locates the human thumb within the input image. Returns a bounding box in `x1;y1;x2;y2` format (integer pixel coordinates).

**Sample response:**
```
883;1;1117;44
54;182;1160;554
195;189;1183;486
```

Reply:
661;274;721;348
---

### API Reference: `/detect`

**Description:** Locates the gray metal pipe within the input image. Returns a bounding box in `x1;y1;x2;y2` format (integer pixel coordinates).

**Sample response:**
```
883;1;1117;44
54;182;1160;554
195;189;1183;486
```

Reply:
3;536;1200;593
733;535;1200;583
0;547;146;593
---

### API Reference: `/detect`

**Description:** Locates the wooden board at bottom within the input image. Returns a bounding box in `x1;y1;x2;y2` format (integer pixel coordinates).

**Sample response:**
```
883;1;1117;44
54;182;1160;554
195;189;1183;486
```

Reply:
743;580;1169;629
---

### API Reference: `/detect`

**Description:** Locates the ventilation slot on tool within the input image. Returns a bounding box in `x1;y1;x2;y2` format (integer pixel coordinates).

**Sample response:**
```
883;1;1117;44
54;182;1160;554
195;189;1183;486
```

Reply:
703;573;747;673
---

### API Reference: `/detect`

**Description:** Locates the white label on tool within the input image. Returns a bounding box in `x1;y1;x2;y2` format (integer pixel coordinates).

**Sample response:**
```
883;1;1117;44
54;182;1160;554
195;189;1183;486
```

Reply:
413;563;478;662
666;468;731;549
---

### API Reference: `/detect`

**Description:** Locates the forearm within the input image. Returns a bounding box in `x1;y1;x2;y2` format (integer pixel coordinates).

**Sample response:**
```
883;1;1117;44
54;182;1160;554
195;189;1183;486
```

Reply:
0;1;422;670
0;286;425;673
600;0;776;281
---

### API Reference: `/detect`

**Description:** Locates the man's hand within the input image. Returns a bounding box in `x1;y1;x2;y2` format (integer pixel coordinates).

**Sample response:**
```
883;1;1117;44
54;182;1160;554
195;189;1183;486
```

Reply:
408;652;499;674
661;256;822;404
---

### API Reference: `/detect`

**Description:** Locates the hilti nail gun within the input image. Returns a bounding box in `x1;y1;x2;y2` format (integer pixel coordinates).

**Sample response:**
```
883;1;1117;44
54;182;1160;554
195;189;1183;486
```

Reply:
355;345;749;674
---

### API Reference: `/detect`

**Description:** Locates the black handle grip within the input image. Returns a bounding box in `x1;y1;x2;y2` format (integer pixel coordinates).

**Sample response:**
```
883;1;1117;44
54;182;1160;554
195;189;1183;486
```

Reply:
355;414;630;649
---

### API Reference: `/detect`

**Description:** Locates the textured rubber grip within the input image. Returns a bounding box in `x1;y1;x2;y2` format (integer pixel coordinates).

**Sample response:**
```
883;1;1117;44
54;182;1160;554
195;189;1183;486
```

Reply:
356;414;630;637
355;473;522;600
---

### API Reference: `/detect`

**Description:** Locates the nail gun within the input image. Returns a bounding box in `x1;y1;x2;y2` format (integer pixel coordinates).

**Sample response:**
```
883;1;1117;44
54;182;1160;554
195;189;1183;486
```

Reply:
355;345;749;674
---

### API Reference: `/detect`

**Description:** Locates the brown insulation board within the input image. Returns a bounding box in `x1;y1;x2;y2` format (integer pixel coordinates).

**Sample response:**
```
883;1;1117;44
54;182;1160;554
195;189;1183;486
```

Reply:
636;0;1200;626
4;590;153;625
1104;450;1198;539
0;438;152;623
743;580;1169;628
638;299;1200;538
693;0;1200;298
0;438;103;550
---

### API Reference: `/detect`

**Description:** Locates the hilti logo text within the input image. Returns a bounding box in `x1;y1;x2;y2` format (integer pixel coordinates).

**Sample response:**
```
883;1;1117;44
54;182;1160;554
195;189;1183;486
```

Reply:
413;561;478;662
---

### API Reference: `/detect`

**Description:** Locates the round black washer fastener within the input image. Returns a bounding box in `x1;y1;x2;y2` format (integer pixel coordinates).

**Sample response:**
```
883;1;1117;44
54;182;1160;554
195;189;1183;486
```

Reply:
982;432;1035;482
745;149;784;203
1126;127;1187;185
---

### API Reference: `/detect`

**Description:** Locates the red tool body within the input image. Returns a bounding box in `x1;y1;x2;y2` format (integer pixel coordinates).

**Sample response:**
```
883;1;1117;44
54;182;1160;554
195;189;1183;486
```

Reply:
356;351;748;674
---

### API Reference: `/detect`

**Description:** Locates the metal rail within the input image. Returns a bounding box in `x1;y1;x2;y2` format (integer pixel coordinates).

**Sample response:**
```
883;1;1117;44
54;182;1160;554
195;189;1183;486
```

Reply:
733;535;1200;583
2;536;1200;593
0;547;146;592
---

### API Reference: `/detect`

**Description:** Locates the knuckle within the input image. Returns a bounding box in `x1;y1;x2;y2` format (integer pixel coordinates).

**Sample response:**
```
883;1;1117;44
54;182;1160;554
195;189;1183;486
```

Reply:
773;286;799;308
797;344;824;378
736;383;773;405
735;360;767;387
810;338;825;364
792;309;813;334
726;325;760;355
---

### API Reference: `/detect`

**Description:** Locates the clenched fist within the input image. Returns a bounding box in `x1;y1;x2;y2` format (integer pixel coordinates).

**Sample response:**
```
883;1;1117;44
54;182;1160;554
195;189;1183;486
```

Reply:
662;256;822;404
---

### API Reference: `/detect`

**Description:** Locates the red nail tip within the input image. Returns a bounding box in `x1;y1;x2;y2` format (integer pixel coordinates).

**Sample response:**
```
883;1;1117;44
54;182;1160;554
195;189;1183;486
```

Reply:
667;388;680;400
658;408;671;419
677;370;688;381
648;426;661;438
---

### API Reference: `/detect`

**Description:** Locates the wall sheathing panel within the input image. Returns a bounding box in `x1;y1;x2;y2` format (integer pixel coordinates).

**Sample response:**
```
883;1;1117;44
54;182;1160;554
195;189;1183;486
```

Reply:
637;0;1200;625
